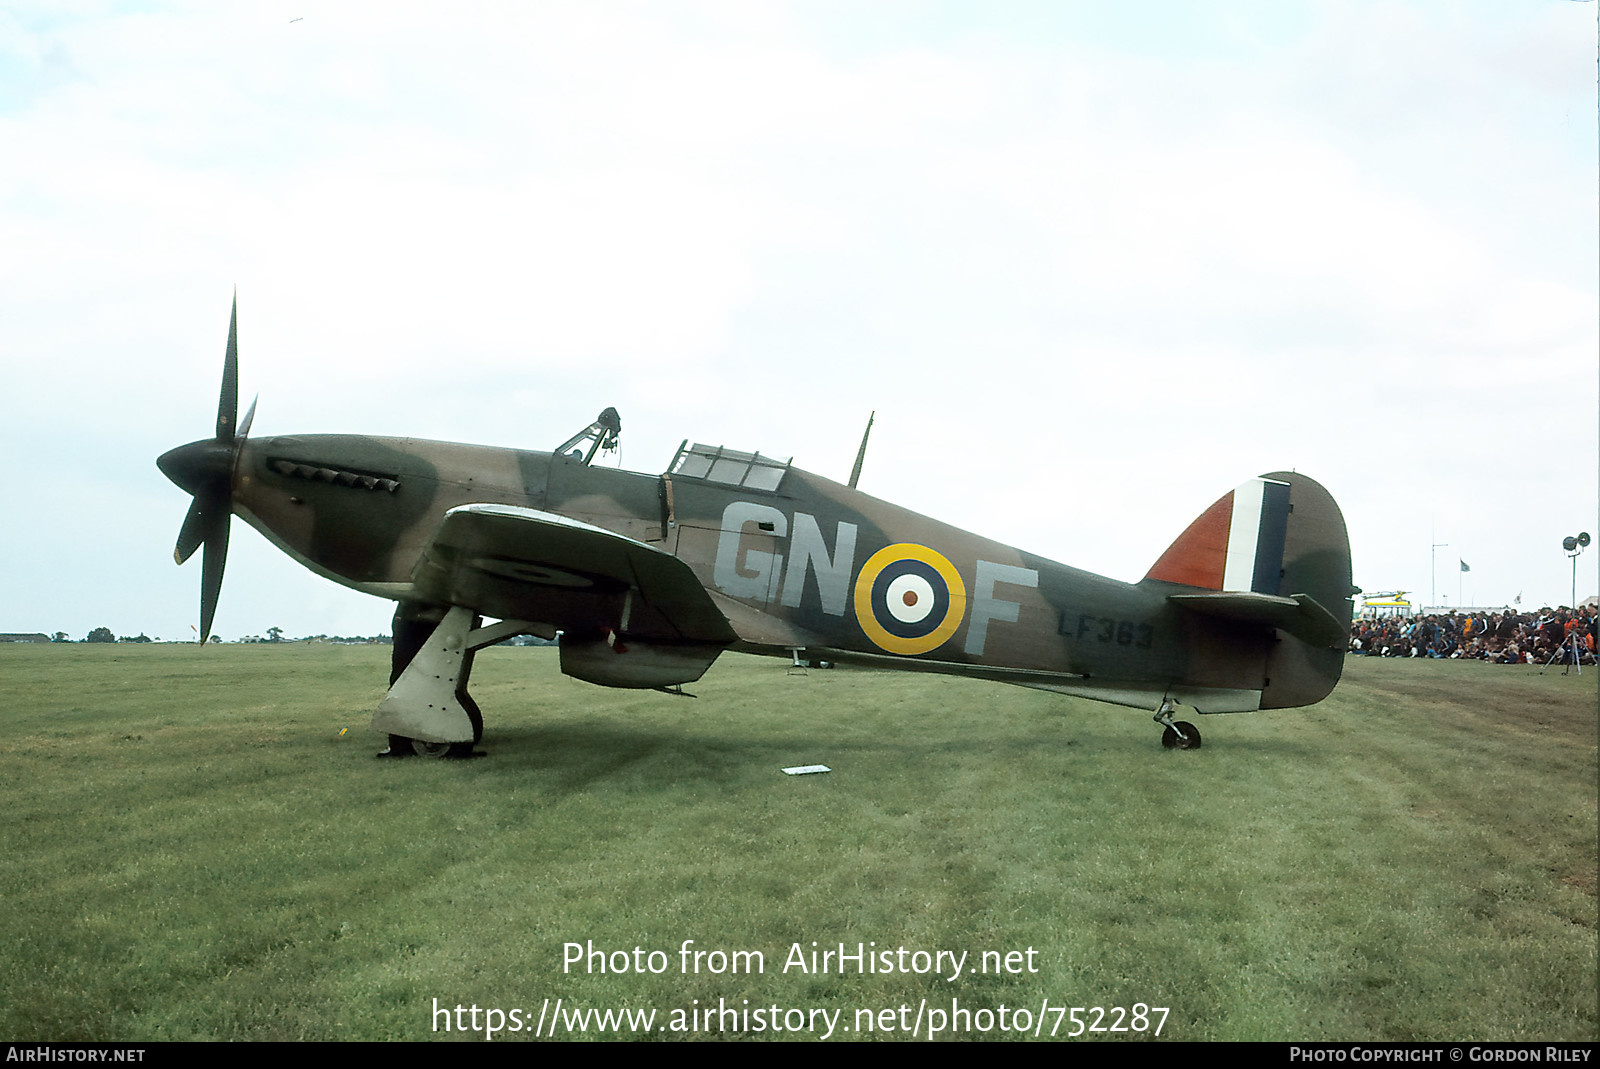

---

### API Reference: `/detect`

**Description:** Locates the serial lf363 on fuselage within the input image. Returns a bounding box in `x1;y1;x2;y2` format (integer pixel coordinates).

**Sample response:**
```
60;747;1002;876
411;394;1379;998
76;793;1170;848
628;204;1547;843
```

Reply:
158;299;1355;756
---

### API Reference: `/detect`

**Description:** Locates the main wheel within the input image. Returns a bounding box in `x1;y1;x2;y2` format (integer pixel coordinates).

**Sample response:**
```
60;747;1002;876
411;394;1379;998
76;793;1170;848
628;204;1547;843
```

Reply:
409;738;475;758
459;685;484;745
1161;721;1202;750
377;733;415;758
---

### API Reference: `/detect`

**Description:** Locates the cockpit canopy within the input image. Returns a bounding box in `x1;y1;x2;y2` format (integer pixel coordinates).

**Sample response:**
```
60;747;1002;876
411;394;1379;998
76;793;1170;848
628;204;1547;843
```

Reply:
668;441;791;492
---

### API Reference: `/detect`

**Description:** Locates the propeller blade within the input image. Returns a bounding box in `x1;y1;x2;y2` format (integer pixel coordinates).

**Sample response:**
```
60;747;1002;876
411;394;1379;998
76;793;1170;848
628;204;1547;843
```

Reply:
164;292;248;643
216;292;238;441
238;394;258;439
199;515;230;644
174;493;210;565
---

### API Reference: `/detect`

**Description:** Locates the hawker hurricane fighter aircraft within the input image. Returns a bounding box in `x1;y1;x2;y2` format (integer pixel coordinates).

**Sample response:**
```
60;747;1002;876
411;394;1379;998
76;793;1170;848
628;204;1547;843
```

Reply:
158;299;1355;755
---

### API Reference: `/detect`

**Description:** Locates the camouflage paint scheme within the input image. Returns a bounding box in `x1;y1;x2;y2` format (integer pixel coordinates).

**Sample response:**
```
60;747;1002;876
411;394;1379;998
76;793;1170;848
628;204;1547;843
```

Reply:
225;429;1350;735
159;304;1353;753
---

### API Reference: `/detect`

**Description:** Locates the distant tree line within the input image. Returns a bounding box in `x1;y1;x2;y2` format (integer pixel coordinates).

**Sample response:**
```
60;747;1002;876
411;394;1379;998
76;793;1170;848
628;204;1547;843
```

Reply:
68;628;155;643
61;628;555;645
236;633;395;644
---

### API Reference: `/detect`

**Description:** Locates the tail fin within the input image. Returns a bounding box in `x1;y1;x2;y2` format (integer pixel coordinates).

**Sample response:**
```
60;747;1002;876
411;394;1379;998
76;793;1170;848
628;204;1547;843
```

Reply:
1146;473;1354;709
1144;476;1292;594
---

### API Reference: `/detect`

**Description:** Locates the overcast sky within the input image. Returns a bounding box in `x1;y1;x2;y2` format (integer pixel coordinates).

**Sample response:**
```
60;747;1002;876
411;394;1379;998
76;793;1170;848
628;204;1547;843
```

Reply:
3;1;1595;642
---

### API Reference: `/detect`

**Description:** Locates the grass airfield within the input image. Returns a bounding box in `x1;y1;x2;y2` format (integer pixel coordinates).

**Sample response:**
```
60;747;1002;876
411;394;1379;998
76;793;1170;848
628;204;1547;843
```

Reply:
1;642;1594;1042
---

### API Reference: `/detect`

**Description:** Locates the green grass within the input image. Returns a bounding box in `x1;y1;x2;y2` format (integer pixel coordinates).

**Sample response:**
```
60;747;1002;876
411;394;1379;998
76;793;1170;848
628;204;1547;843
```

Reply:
1;643;1594;1041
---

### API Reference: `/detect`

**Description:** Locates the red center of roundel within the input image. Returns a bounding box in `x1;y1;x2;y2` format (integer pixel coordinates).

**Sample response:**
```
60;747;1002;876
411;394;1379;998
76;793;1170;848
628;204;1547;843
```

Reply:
902;591;919;607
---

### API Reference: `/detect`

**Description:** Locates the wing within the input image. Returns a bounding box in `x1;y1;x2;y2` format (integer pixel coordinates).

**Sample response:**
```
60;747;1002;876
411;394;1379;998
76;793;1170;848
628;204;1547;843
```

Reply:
409;503;735;644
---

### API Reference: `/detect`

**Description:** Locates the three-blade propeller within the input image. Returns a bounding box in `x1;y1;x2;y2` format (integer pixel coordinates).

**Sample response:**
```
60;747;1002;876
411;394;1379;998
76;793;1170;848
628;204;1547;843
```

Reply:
157;294;257;643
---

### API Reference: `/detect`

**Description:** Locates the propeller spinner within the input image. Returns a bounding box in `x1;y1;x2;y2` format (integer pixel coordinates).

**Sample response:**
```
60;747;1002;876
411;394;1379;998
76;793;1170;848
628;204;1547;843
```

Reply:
157;295;256;643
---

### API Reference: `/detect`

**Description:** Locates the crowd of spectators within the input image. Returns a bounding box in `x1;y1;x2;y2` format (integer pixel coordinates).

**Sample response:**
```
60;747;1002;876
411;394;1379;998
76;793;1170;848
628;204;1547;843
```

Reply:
1349;605;1598;665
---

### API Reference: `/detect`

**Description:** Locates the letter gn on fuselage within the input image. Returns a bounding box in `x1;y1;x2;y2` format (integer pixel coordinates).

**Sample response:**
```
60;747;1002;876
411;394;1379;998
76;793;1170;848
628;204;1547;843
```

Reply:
229;434;1343;714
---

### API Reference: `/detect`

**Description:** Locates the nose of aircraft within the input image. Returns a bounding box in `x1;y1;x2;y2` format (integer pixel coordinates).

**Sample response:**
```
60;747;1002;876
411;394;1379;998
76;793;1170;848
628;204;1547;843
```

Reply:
162;292;258;643
157;438;236;497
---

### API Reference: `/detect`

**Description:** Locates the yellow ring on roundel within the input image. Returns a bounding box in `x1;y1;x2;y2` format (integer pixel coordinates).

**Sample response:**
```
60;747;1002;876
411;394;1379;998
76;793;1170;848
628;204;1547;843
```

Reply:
853;543;968;655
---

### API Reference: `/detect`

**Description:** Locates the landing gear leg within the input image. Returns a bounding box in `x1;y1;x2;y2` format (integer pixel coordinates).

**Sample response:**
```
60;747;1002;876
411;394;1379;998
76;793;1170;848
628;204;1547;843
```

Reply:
1153;698;1201;750
375;604;481;758
378;603;438;757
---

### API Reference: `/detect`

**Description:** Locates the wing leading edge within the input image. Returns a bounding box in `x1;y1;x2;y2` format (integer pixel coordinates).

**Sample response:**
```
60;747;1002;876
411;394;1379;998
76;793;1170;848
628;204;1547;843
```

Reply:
410;503;736;645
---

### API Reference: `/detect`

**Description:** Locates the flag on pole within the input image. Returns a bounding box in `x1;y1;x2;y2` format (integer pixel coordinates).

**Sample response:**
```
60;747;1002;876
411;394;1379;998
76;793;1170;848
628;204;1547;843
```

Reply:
1460;560;1470;573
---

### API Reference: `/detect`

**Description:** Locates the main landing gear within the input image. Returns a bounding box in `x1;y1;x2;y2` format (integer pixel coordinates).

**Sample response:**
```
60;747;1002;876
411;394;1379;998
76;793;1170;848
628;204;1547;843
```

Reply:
1153;698;1201;750
374;603;549;758
375;604;480;758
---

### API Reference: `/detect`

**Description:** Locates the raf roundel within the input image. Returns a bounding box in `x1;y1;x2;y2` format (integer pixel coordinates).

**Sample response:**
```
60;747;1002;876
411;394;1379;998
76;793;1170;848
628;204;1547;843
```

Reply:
853;543;968;655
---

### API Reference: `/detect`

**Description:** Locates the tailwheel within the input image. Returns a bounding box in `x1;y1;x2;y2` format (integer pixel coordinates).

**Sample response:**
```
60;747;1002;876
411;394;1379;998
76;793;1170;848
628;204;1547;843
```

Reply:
1153;698;1202;750
1160;722;1201;750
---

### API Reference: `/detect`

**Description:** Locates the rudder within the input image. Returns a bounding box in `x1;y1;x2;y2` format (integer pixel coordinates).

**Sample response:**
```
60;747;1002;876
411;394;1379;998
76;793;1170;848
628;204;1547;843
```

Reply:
1258;471;1353;708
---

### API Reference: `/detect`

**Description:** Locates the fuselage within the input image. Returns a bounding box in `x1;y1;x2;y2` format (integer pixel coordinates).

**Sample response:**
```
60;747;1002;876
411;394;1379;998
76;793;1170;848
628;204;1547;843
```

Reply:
225;432;1271;706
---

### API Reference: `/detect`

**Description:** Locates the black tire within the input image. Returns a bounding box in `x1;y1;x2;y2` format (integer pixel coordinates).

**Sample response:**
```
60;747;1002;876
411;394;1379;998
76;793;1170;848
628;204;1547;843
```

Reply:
409;739;475;759
390;606;443;684
457;651;484;745
1161;722;1202;750
390;605;481;757
376;734;415;758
